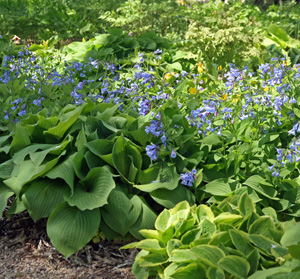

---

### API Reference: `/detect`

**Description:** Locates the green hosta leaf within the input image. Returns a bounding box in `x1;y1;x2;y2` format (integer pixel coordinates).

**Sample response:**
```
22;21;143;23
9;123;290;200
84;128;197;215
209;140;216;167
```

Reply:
155;209;171;231
12;143;53;165
229;229;253;256
200;219;216;236
101;187;141;236
135;163;180;192
196;204;214;222
4;155;63;196
202;178;239;196
181;228;202;244
248;266;293;279
213;213;243;225
129;196;157;240
46;153;76;194
239;193;256;217
249;217;275;238
246;249;260;275
44;105;83;140
5;197;26;218
29;135;72;166
139;253;168;267
0;182;14;215
171;262;207;279
281;223;300;247
171;245;225;266
218;255;250;279
207;266;225;279
0;159;14;179
22;179;67;222
65;167;115;210
10;126;31;155
135;239;163;251
112;135;142;183
243;175;279;200
249;234;280;254
150;185;195;208
47;202;100;258
167;239;182;257
266;271;300;279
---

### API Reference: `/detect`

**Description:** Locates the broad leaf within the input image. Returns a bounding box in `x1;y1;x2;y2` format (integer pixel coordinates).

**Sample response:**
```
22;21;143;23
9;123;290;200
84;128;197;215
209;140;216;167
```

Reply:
47;202;100;258
65;167;115;210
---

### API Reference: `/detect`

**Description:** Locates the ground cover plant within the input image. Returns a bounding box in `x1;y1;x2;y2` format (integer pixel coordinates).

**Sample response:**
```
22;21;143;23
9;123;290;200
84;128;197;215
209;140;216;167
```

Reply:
2;0;300;278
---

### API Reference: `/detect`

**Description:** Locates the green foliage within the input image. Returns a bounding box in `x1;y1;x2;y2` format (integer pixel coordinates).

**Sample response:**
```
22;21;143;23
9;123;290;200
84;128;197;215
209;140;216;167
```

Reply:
123;197;300;279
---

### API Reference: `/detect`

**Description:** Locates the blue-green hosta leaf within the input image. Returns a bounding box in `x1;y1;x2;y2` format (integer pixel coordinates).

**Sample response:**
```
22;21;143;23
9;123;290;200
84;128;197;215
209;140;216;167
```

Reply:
12;144;53;165
85;139;114;166
47;202;100;258
0;182;14;216
65;167;115;210
0;159;14;179
22;179;67;222
44;105;83;140
29;135;72;166
101;186;141;236
135;163;180;192
4;155;63;196
10;126;31;155
46;153;76;194
129;196;157;239
217;255;250;279
150;184;195;208
112;135;142;183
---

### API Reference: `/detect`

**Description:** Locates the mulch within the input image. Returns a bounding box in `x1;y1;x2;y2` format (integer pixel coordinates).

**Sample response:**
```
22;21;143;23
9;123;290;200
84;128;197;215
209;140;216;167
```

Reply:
0;209;137;279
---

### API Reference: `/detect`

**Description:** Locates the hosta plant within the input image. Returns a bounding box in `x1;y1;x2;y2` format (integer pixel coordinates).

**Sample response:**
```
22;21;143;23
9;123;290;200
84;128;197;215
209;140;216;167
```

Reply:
123;195;300;279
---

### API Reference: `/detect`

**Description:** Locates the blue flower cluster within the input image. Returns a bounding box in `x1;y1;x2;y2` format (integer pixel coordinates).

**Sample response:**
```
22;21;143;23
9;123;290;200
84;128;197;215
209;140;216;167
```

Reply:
180;169;197;187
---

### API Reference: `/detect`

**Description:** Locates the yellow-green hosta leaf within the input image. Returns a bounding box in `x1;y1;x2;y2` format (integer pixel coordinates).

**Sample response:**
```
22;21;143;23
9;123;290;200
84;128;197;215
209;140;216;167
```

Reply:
47;202;100;258
207;266;225;279
218;255;250;279
239;193;256;217
155;208;171;231
171;262;207;279
229;229;253;256
196;204;214;222
214;212;243;225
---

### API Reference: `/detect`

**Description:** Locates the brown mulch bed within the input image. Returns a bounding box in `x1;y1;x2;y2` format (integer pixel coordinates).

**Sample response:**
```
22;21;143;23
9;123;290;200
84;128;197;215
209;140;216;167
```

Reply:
0;210;137;279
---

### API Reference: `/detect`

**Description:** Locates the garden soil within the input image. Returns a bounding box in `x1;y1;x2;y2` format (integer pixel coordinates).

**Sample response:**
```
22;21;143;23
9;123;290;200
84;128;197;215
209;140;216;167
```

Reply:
0;210;137;279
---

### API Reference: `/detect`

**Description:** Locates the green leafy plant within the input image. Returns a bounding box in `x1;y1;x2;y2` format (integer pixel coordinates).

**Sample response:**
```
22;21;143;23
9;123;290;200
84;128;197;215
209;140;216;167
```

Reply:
123;196;300;279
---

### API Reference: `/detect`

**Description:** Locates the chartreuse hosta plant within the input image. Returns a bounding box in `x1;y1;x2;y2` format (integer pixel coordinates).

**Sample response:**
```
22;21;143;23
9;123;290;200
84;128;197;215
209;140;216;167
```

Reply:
123;196;300;279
